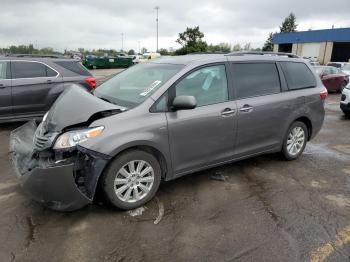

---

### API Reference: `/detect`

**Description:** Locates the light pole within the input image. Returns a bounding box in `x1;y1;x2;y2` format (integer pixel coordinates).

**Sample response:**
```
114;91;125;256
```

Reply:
155;6;159;52
138;41;141;54
121;33;124;52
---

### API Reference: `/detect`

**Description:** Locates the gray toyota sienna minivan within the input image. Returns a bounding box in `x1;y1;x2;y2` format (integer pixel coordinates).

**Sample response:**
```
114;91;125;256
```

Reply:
10;52;327;211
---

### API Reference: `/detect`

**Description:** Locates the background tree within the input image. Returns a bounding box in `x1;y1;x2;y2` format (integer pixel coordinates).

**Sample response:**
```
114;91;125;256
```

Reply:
207;43;231;53
127;49;135;55
232;44;242;51
159;48;169;55
141;47;147;54
243;43;251;51
280;13;298;33
262;32;274;51
175;26;208;55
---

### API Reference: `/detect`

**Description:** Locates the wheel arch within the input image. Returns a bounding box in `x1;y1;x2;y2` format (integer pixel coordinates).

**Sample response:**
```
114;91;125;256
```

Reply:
293;116;313;140
98;143;170;186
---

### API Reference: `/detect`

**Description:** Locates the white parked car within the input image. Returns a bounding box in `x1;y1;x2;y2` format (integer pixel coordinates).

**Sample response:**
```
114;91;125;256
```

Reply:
340;83;350;117
341;63;350;76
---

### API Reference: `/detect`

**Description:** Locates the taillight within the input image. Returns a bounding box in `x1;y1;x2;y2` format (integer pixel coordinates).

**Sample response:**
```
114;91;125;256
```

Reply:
85;77;96;89
320;89;328;100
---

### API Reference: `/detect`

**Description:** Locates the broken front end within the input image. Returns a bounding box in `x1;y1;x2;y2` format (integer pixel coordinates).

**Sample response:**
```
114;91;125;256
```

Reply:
9;120;111;211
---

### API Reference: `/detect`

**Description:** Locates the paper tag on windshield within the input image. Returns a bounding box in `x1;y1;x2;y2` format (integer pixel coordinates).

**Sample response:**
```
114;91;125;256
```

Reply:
140;80;162;96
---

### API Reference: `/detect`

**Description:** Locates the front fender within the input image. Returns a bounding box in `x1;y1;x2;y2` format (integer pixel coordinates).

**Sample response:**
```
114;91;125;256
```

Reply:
99;132;172;179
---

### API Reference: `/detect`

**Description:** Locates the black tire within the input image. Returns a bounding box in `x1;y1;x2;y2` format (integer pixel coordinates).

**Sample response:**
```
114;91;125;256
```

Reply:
281;121;308;161
339;81;347;93
102;150;161;210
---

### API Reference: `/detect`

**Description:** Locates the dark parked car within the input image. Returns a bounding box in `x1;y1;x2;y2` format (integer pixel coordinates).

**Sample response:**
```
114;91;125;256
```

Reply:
314;66;349;92
0;55;96;122
10;52;327;211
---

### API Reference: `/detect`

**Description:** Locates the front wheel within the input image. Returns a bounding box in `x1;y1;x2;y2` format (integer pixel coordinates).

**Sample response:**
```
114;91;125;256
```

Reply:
281;121;308;160
102;150;161;210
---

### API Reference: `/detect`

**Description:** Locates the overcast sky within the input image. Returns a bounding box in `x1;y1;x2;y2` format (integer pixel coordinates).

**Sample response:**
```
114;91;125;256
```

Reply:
1;0;349;52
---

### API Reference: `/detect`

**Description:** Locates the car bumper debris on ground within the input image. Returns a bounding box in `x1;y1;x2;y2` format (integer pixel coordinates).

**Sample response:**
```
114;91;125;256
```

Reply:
0;69;350;262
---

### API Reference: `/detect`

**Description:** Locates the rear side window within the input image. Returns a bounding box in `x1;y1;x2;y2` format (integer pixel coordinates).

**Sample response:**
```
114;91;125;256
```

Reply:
11;61;46;78
54;61;91;76
0;61;8;79
280;62;316;90
11;61;58;79
231;63;281;99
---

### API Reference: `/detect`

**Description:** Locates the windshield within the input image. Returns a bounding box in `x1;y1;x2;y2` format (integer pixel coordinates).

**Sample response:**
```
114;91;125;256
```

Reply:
94;63;183;108
343;64;350;71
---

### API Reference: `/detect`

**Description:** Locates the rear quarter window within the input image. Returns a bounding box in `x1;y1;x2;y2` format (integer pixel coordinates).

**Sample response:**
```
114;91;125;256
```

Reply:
280;62;316;90
54;61;91;76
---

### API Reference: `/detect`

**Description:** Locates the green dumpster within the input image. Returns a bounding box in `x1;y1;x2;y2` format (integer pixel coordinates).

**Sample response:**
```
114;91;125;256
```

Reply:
83;56;133;69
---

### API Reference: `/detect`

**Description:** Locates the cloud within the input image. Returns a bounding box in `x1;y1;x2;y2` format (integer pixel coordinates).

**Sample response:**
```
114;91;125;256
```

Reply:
0;0;349;52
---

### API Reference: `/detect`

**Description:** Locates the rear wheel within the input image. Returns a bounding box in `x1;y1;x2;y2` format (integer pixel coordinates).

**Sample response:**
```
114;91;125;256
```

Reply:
102;150;161;210
281;121;308;160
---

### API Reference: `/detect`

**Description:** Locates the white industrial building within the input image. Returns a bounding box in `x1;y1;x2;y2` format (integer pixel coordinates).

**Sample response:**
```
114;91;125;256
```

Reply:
272;28;350;64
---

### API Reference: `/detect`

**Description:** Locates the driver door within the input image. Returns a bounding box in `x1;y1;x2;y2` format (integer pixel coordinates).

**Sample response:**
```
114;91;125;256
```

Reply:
166;64;237;176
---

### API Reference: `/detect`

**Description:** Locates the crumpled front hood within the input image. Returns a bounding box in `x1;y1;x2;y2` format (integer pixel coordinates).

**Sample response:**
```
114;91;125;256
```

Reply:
45;85;126;132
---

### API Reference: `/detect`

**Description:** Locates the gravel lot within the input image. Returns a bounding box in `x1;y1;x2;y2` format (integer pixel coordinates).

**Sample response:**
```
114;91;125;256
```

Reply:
0;69;349;262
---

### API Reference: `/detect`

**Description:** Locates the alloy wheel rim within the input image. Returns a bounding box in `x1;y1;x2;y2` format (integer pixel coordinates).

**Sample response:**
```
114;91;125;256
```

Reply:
287;127;305;156
114;160;154;203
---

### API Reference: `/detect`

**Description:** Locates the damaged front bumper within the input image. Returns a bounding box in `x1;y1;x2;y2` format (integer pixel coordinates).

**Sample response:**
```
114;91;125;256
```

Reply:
9;121;111;211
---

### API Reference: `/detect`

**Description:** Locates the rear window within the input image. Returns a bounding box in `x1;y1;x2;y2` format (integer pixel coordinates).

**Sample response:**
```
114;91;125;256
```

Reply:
54;61;91;76
327;63;342;68
280;62;316;90
231;63;281;99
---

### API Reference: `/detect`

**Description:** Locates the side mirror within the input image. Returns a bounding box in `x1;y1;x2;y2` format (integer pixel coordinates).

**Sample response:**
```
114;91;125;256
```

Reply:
172;96;197;110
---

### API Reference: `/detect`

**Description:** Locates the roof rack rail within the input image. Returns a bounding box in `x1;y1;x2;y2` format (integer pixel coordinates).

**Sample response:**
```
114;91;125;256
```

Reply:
225;51;299;58
5;54;65;58
187;51;229;55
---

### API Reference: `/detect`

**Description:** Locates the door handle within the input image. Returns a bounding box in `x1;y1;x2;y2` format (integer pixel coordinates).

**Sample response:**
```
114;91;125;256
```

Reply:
221;108;235;116
0;84;5;89
47;80;53;84
239;104;253;113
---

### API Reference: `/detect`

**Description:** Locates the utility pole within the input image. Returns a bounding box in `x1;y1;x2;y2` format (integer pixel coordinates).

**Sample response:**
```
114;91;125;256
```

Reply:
138;41;141;54
155;6;159;52
121;33;124;52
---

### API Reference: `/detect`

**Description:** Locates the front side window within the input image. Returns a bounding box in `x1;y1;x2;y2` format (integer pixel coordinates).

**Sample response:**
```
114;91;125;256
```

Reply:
0;61;7;79
231;63;281;99
174;64;228;107
280;62;316;90
94;63;183;108
11;61;47;79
